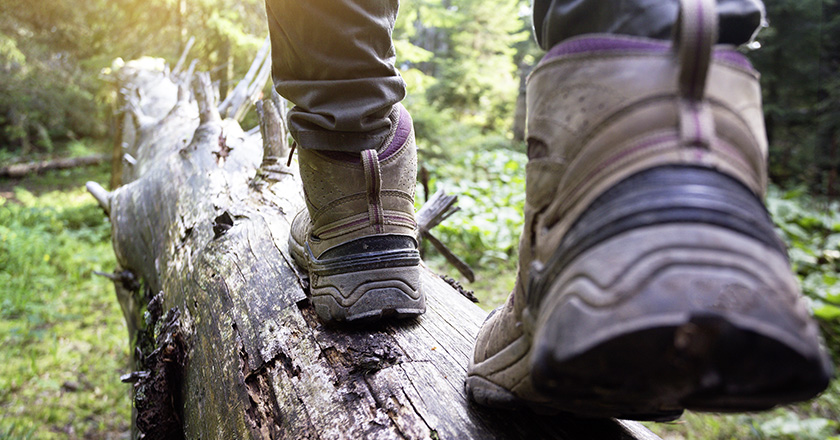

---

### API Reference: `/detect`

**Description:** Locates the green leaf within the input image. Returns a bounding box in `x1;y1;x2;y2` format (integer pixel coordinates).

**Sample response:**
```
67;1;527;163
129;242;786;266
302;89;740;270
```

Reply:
814;304;840;321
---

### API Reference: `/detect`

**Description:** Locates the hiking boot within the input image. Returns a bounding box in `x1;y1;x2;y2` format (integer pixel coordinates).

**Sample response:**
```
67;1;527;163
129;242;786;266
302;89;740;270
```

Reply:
466;0;833;420
289;104;424;322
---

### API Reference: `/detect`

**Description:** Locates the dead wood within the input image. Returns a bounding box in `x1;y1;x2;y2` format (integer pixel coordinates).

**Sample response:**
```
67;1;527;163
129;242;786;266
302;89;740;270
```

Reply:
416;189;475;282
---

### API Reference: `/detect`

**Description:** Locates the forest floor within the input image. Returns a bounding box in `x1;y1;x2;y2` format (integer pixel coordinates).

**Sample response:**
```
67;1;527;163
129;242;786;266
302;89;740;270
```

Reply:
1;159;838;439
0;164;131;440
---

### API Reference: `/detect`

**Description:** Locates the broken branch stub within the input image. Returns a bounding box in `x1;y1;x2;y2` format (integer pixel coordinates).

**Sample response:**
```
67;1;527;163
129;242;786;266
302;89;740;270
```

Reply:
416;189;476;281
193;72;221;124
219;36;272;122
170;36;196;80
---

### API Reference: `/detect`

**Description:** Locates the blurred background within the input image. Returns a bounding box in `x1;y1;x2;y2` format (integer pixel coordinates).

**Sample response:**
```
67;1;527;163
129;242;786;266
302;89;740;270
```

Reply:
0;0;838;438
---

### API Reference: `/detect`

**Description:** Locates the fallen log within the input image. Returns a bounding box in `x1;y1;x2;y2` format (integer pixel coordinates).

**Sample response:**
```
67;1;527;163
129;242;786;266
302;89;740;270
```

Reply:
89;55;661;439
0;154;108;178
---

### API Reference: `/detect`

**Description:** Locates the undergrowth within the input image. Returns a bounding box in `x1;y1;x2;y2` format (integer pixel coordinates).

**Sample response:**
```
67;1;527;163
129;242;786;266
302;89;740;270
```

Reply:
0;174;130;439
419;147;526;307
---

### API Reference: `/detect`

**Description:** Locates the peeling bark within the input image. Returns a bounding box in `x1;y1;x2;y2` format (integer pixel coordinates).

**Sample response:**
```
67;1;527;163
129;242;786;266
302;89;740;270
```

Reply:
92;56;661;440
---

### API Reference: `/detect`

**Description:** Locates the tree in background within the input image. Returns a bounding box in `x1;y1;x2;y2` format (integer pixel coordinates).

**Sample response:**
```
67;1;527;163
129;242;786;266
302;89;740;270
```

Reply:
0;0;534;164
0;0;107;154
750;0;840;197
393;0;533;160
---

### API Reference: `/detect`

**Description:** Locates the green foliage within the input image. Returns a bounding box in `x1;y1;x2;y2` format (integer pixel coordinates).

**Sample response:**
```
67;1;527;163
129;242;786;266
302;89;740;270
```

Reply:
417;147;525;307
758;412;839;440
0;183;129;438
651;378;840;439
425;0;526;130
0;0;534;164
765;185;840;356
395;0;532;134
0;28;103;152
422;148;526;265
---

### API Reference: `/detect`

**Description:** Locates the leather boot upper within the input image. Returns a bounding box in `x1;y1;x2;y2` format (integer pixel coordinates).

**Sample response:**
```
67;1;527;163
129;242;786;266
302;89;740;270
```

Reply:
297;104;418;257
520;24;768;286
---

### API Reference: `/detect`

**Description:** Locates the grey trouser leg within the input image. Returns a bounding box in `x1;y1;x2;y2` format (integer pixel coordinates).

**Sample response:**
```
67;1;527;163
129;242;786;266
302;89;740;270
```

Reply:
265;0;404;152
533;0;765;50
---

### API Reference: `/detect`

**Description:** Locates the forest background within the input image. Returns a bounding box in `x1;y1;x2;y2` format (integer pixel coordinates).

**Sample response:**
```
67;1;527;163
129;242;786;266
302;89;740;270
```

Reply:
1;0;839;438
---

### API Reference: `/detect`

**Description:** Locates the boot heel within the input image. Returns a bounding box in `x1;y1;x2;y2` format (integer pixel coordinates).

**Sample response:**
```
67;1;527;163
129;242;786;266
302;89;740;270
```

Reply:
526;167;833;419
306;237;423;322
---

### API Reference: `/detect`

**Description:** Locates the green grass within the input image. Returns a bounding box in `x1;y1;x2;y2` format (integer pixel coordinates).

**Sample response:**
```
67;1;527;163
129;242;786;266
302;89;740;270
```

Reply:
0;164;130;439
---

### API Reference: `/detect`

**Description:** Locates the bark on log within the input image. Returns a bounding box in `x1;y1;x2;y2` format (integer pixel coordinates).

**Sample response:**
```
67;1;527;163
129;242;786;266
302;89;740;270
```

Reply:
92;56;662;440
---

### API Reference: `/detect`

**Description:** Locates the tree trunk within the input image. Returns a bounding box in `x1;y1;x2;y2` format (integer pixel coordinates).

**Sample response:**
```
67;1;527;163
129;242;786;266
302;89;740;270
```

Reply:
89;56;661;440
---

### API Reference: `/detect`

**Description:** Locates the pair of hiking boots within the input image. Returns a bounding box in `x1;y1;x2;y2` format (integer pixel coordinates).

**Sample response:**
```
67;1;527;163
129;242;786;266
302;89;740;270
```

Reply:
288;0;832;420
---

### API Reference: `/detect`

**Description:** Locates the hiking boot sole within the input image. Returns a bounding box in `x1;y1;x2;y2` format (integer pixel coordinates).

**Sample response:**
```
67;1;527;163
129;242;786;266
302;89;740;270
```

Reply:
291;235;424;322
528;223;832;419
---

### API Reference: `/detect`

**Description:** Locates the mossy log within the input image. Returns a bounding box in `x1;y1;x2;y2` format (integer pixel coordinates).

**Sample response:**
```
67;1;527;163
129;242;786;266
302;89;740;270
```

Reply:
89;56;661;440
